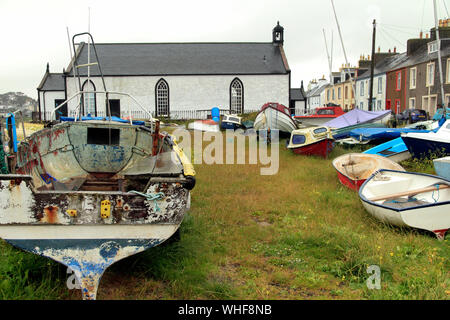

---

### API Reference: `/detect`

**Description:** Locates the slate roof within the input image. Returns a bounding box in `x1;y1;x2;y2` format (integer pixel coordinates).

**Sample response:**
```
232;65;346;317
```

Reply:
290;88;305;101
37;73;65;91
67;42;289;76
357;38;450;80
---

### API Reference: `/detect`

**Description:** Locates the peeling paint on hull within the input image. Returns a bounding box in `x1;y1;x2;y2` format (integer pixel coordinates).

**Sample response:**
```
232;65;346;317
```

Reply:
0;121;195;299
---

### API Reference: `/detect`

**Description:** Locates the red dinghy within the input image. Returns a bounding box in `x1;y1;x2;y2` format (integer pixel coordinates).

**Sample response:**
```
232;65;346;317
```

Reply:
332;153;405;191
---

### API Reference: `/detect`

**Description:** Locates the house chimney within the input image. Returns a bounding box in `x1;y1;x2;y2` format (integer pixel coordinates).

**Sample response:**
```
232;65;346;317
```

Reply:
378;46;380;53
426;33;429;38
393;47;396;53
388;48;391;53
420;31;423;39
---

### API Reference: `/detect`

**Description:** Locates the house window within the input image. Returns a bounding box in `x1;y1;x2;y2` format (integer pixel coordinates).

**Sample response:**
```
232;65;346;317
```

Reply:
377;100;381;110
410;67;417;89
82;80;96;116
422;95;437;115
156;79;169;117
427;62;435;87
428;40;438;54
409;97;416;109
332;88;335;100
344;86;348;99
230;78;244;113
327;89;330;101
377;77;382;94
338;87;341;99
360;82;364;96
396;71;401;91
445;94;450;106
360;102;364;109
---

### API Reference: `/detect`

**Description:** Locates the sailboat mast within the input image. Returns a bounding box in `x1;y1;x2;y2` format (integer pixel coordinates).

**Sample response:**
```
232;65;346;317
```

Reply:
330;0;356;105
323;29;333;83
433;0;446;116
368;19;376;111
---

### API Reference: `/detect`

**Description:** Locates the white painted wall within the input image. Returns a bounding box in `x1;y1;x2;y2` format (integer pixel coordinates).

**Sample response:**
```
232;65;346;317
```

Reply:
355;74;386;111
64;74;289;118
294;100;306;115
38;90;65;120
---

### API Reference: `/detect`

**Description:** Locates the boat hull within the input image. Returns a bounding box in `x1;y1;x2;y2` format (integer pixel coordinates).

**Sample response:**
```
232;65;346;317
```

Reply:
254;106;297;134
363;137;411;163
332;153;405;191
401;136;449;159
291;139;334;158
433;156;450;180
359;170;450;239
0;224;179;299
336;171;365;191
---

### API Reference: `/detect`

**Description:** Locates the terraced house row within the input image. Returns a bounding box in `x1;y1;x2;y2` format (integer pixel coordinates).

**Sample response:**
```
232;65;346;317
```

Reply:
313;20;450;118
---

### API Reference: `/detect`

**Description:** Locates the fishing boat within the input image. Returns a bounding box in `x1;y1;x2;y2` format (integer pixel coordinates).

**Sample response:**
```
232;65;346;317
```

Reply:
363;137;411;163
286;126;334;158
325;108;393;140
359;169;450;239
0;33;196;300
401;119;450;159
220;114;242;130
293;105;344;127
433;156;450;180
188;119;220;132
254;102;298;134
332;153;405;191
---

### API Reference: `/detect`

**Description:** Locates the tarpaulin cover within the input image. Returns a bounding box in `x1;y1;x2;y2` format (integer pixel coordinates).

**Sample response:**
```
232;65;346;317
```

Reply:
324;109;391;129
349;127;432;141
60;116;145;126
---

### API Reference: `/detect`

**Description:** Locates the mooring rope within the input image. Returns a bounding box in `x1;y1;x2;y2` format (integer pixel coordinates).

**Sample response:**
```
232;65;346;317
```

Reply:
129;191;165;211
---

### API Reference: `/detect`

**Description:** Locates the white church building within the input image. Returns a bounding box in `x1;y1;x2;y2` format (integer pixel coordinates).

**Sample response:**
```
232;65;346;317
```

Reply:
37;22;291;121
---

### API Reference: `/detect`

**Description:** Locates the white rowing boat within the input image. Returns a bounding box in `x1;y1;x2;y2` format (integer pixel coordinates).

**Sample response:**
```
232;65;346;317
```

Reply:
359;169;450;239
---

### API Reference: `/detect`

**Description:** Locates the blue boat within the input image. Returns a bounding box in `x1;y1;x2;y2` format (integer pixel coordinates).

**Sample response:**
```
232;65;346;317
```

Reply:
363;137;410;163
401;119;450;159
349;120;437;142
433;156;450;180
349;127;432;142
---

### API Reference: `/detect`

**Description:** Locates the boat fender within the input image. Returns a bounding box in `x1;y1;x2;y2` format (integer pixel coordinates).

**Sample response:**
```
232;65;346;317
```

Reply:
183;176;196;190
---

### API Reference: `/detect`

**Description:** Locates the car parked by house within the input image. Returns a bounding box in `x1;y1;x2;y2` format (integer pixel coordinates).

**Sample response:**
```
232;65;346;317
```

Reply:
395;109;428;124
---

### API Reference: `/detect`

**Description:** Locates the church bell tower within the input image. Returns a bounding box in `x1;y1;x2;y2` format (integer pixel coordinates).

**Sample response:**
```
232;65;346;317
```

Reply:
272;21;284;46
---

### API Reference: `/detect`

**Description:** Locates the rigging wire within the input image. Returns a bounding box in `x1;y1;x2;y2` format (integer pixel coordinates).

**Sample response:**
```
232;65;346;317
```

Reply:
378;27;407;49
443;0;450;17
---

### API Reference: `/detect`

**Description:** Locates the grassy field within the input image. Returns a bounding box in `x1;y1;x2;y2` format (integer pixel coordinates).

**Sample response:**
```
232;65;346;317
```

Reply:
0;123;448;300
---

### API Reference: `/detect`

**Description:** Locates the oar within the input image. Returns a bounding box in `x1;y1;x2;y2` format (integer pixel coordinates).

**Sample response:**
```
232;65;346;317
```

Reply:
368;184;450;202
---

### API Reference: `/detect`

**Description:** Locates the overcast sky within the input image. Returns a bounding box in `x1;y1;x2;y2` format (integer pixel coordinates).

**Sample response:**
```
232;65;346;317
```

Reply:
0;0;446;99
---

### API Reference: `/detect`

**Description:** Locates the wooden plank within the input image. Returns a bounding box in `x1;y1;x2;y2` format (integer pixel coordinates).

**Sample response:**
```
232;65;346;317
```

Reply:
368;184;450;202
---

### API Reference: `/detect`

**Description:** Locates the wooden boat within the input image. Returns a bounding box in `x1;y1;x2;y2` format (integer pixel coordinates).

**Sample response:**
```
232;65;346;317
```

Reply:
363;137;411;163
254;102;297;134
0;33;196;300
359;169;450;239
220;114;242;130
286;126;334;158
332;153;405;191
188;119;220;132
293;105;344;127
401;119;450;159
433;156;450;180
